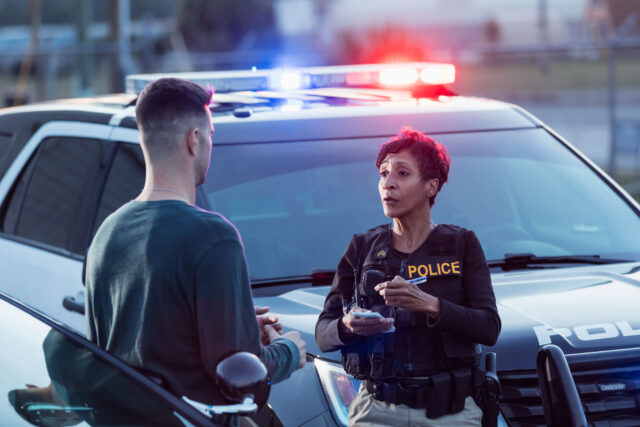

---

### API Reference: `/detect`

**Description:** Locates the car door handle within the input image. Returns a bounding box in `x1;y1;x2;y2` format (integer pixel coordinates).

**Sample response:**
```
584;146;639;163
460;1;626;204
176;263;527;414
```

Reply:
63;295;85;315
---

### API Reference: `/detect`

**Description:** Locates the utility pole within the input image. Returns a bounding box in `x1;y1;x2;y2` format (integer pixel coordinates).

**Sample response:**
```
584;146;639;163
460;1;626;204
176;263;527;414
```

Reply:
108;0;135;93
76;0;93;96
13;0;41;105
118;0;135;80
607;11;638;178
537;0;550;73
608;34;618;178
538;0;549;45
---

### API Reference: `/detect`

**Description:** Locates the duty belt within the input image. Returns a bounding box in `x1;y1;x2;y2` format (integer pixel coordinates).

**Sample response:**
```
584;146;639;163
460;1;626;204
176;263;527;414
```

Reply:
363;368;473;418
364;379;430;408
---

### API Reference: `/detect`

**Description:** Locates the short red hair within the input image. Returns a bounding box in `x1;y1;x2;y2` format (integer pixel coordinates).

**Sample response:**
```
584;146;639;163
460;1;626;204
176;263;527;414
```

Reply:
376;127;451;206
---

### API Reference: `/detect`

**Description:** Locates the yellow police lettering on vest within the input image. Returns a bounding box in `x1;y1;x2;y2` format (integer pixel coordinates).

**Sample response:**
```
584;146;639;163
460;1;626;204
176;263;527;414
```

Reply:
428;264;436;276
406;260;462;278
408;265;417;278
451;261;460;274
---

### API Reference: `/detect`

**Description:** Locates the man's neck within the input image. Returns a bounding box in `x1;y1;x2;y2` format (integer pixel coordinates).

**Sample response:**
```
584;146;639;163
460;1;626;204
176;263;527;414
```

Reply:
136;175;195;205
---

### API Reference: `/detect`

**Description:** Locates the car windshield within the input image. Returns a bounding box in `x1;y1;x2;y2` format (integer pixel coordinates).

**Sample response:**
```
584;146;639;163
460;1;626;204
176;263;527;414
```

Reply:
204;128;640;279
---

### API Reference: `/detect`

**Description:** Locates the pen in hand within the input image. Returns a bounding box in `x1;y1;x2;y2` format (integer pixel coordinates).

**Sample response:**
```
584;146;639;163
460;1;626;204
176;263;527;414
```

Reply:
407;276;427;285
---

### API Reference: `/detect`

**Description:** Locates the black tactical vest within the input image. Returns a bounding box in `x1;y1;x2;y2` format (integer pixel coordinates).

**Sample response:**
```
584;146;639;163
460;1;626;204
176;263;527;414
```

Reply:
341;224;477;380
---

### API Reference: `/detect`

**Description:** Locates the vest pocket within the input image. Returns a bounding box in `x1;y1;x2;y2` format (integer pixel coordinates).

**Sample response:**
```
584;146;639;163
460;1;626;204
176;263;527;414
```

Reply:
342;340;371;378
441;332;474;359
450;368;472;413
426;372;451;418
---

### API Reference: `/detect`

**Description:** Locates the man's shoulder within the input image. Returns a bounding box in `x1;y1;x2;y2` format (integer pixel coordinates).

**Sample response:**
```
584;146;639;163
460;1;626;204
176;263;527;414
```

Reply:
185;207;242;243
93;202;242;249
92;201;137;239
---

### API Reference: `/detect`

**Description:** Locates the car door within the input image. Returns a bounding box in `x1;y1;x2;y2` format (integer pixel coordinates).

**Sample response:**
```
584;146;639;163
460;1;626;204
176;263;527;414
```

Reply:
0;292;215;426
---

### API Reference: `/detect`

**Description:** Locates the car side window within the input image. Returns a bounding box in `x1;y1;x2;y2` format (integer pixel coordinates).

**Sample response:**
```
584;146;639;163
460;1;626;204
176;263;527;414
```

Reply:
90;142;145;241
0;137;106;254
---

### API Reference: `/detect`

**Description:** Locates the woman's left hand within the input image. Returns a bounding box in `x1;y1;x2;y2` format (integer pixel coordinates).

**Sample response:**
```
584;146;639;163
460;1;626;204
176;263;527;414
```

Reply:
375;276;440;316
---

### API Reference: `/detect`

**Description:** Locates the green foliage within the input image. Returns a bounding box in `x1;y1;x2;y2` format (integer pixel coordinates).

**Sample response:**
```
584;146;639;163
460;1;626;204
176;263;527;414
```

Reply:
177;0;275;51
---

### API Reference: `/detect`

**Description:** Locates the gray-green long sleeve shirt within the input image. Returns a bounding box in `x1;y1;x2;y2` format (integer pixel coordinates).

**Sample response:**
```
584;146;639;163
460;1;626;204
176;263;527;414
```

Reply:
86;200;298;404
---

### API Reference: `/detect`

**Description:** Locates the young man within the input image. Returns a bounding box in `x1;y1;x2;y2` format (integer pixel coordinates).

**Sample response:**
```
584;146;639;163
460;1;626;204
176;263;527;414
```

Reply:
85;78;305;405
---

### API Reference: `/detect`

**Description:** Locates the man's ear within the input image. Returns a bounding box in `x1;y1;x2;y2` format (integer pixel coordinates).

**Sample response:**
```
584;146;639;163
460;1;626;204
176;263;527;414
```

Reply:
185;127;199;156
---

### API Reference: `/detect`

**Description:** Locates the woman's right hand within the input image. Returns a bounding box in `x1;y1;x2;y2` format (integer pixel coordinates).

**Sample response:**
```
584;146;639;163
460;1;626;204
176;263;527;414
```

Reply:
341;308;394;336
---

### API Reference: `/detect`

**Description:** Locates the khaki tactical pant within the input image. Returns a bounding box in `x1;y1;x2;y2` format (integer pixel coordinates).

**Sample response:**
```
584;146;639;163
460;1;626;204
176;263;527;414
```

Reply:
348;385;482;427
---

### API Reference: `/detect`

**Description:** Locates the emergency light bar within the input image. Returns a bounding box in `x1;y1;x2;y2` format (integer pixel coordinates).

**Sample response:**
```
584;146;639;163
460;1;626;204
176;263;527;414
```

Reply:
126;63;456;95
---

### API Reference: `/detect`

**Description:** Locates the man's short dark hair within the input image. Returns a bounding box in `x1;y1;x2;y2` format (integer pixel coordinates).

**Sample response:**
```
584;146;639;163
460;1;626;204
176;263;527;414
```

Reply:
135;78;213;144
376;127;451;207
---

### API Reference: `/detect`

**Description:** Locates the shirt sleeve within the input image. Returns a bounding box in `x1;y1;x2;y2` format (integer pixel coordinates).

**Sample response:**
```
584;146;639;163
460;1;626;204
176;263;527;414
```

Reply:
258;338;300;384
194;240;298;384
315;236;361;353
434;230;502;346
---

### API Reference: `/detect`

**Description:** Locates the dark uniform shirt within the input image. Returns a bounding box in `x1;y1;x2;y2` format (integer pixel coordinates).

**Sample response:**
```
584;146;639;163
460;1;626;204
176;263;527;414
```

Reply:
86;200;299;404
316;224;500;377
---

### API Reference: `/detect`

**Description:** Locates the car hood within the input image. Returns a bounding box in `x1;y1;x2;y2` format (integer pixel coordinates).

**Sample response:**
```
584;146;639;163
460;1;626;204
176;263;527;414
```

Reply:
254;262;640;371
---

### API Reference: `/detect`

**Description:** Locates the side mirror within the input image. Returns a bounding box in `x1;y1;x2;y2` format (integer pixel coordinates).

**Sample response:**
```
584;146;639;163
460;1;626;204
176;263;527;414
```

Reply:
183;352;271;418
536;344;587;427
216;351;270;409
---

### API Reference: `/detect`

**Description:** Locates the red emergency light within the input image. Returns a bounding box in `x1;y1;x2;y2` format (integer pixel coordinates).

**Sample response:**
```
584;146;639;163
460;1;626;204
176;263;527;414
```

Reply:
420;64;456;85
378;68;420;87
346;63;455;89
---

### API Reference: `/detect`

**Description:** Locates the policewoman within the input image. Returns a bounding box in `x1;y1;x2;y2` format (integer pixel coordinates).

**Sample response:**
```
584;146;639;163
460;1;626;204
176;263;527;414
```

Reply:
315;127;501;426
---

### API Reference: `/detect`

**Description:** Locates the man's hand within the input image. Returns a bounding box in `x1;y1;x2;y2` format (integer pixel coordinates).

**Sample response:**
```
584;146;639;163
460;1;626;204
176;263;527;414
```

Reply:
255;306;283;345
341;307;394;336
375;276;440;316
265;326;306;369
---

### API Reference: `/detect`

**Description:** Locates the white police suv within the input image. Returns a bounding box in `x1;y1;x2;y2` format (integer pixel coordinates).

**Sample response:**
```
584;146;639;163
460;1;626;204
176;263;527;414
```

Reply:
1;63;640;426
